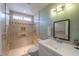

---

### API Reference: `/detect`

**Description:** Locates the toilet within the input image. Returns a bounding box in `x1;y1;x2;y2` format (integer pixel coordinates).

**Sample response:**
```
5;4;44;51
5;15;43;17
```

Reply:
28;47;39;56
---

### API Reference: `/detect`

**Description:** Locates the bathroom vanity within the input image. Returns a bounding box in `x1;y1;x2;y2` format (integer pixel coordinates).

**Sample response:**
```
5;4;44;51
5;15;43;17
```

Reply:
38;39;79;56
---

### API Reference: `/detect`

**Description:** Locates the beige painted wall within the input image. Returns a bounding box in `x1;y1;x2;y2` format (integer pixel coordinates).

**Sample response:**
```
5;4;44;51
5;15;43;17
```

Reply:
34;14;40;40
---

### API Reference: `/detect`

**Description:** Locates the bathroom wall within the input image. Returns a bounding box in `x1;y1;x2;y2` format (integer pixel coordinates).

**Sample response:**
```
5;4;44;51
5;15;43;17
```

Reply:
35;4;54;40
36;3;79;42
7;11;38;50
34;7;51;40
34;13;40;40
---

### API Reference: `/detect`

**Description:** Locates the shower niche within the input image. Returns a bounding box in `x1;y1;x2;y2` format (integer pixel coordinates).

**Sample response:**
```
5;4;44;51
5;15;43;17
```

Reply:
19;27;26;37
21;27;26;31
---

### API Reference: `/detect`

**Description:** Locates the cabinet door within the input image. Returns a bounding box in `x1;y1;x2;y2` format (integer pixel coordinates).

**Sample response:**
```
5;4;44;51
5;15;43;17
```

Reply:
38;43;61;56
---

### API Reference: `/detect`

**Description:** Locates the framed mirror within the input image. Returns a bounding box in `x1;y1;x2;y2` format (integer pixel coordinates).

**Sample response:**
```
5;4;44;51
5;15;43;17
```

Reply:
53;19;70;41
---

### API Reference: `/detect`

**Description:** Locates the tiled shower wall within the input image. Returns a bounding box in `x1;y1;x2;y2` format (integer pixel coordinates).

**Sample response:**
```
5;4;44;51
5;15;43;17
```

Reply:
7;20;38;50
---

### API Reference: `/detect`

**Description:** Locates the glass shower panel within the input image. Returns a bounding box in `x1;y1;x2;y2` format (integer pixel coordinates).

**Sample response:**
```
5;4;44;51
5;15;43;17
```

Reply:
0;3;6;55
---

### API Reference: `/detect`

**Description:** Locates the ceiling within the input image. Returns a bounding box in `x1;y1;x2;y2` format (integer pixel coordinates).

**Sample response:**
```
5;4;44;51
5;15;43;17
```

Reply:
7;3;48;16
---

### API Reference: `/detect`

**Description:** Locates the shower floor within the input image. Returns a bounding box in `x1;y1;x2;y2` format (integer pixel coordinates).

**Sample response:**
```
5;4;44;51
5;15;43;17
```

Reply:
7;44;36;56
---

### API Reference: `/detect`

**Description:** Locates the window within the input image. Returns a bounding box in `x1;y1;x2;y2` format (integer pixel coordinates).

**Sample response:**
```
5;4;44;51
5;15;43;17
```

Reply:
13;15;23;20
24;17;32;21
13;15;32;22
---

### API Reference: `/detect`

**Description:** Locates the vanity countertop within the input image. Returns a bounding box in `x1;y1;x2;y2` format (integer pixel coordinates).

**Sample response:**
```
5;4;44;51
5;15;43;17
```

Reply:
39;39;79;56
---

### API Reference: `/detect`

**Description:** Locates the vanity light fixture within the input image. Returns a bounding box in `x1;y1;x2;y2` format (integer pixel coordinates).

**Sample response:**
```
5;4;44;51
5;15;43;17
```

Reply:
50;4;73;16
65;3;72;7
50;9;57;16
65;3;73;10
56;5;65;13
50;4;65;16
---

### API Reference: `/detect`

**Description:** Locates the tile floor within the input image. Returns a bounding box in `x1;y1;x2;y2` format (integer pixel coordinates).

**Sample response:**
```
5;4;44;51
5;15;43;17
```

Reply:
7;44;36;56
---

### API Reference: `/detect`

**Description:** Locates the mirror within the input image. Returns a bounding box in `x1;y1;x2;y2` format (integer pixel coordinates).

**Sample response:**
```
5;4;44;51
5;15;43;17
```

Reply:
53;19;70;41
